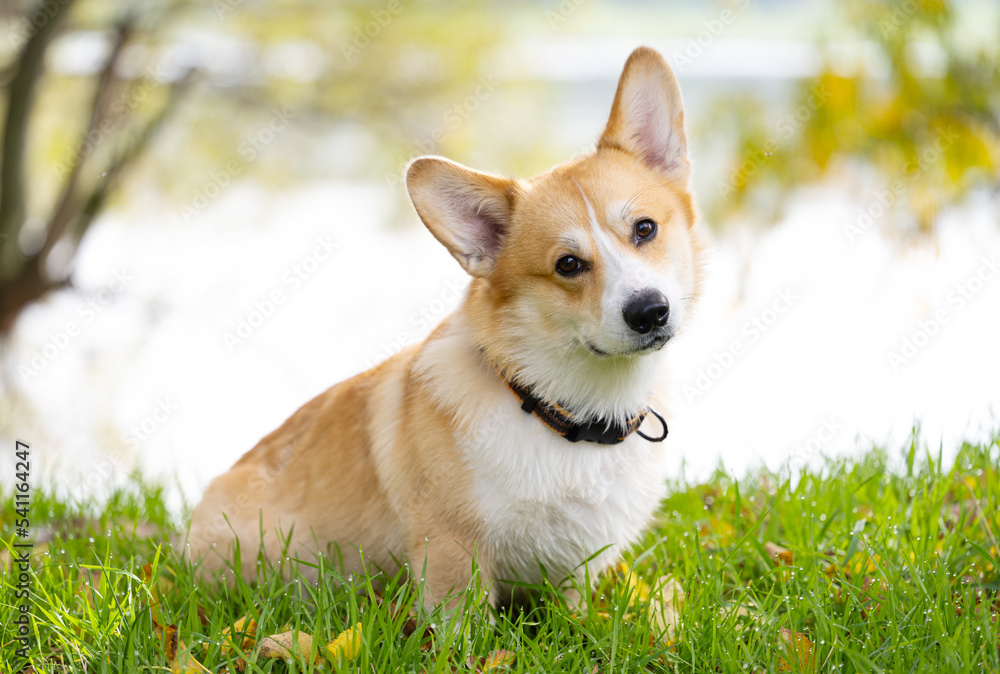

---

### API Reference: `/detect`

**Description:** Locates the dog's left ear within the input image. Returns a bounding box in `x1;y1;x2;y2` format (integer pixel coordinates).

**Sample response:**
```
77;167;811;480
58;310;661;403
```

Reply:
406;156;516;278
598;46;689;181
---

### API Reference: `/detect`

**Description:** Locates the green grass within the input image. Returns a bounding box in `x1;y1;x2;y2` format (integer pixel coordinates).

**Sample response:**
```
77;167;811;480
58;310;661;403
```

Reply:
2;432;998;673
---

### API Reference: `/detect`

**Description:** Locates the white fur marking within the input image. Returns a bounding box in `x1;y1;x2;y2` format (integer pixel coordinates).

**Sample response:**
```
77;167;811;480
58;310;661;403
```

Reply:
415;317;671;588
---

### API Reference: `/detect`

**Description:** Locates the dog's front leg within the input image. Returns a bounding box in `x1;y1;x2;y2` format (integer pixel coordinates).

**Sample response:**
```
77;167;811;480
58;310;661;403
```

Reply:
409;522;493;620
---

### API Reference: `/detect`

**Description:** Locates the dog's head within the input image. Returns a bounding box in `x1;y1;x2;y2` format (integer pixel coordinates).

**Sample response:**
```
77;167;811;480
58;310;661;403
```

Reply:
406;47;705;421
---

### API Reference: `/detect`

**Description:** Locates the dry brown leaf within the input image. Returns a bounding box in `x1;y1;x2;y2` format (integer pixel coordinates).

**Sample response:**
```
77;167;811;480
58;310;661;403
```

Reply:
467;649;515;672
777;628;816;672
650;575;686;644
155;622;179;661
140;562;175;591
155;619;210;673
765;542;794;566
140;563;171;622
483;649;515;671
402;618;434;650
859;579;887;620
171;641;210;674
699;517;737;547
77;569;104;608
258;630;320;663
372;592;434;649
196;605;210;629
722;604;756;621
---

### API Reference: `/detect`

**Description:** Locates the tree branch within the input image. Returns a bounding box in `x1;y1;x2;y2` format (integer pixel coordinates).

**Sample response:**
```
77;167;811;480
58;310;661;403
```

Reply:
0;0;76;280
40;18;135;266
69;69;198;253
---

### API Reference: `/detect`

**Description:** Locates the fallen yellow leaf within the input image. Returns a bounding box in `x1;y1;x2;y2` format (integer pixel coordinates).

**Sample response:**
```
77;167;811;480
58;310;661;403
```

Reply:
77;569;104;608
220;616;257;655
777;628;815;672
482;649;515;671
155;622;178;661
650;575;685;644
700;518;737;546
156;620;210;673
140;562;174;623
326;622;363;661
258;630;319;663
172;642;211;674
623;571;651;605
847;552;880;578
765;542;794;567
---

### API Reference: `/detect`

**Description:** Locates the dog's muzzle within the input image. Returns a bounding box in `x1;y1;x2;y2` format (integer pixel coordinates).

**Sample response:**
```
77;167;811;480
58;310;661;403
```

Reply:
622;289;670;335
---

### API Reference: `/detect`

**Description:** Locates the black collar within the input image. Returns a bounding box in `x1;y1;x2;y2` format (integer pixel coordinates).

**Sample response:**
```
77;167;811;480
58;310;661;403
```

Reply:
494;366;668;445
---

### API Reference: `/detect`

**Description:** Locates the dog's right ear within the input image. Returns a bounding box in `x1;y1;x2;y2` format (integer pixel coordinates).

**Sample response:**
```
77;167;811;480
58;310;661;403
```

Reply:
405;156;516;278
599;46;689;181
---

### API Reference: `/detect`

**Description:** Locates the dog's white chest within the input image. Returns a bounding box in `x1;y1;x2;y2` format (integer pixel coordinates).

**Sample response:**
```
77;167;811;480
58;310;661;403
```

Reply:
413;317;674;586
459;403;670;585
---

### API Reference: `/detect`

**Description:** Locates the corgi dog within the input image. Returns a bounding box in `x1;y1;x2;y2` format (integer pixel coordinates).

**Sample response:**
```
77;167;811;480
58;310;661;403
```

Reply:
186;46;705;609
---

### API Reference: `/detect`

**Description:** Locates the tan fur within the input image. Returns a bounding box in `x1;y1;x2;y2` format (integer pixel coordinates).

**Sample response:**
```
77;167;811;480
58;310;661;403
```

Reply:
186;46;706;608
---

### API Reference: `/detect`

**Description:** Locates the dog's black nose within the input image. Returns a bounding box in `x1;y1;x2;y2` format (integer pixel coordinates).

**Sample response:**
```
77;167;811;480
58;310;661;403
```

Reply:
623;290;670;334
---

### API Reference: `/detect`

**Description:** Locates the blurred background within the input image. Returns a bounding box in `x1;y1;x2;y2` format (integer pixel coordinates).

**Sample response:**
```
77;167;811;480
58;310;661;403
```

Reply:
1;0;998;510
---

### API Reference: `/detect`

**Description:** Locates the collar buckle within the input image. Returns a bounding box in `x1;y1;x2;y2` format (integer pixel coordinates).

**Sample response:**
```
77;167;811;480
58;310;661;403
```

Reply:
564;417;645;445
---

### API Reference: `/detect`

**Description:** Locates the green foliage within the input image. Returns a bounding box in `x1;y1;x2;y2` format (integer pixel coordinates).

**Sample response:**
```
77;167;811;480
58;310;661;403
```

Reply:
2;432;998;672
158;0;509;199
712;0;999;231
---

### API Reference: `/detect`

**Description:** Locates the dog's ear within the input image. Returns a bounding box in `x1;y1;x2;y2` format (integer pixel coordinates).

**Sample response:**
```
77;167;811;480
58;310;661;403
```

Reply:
598;46;689;181
406;156;516;278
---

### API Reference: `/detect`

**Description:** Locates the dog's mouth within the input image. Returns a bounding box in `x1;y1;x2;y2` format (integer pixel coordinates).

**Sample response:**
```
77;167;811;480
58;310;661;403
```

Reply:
585;331;673;358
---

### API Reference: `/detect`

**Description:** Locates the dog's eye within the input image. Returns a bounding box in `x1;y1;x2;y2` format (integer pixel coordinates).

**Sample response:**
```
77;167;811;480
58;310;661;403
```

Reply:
635;218;657;241
555;255;584;276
